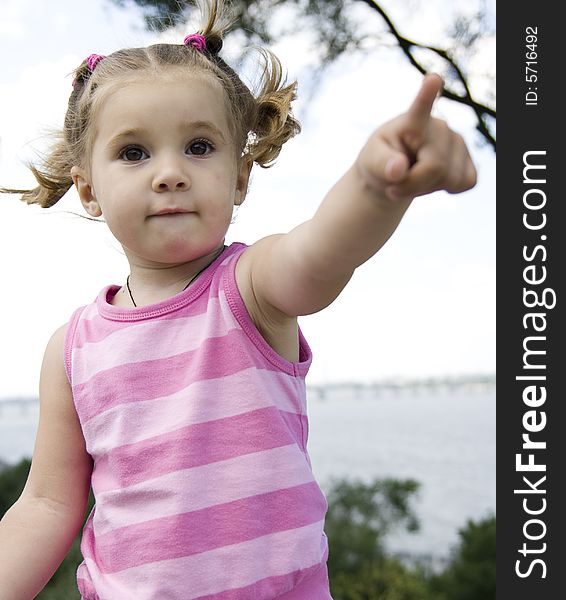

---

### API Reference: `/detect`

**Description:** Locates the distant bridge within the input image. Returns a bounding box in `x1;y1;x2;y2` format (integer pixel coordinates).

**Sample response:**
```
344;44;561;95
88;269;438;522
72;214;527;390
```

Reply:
0;375;495;413
308;375;496;400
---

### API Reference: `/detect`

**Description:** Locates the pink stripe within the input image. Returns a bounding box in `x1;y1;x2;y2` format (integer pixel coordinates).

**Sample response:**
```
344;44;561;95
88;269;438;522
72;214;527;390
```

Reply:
83;368;306;455
194;561;331;600
92;444;314;535
74;328;276;423
72;297;236;385
79;524;328;599
73;287;218;348
83;482;327;572
92;407;303;493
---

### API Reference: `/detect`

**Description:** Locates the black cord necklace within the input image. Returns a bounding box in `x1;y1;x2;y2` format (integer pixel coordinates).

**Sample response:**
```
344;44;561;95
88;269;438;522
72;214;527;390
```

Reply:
126;246;226;308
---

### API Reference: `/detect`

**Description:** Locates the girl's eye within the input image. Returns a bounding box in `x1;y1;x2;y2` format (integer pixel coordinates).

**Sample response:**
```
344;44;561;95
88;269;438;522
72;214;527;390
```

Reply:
120;146;147;161
187;139;213;156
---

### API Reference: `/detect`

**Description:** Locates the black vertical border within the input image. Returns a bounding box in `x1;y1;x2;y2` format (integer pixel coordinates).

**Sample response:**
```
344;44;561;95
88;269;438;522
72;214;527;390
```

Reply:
498;3;564;598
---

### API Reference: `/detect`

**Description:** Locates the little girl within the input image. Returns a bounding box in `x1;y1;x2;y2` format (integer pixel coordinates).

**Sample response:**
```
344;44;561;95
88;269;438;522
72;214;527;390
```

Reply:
0;0;476;598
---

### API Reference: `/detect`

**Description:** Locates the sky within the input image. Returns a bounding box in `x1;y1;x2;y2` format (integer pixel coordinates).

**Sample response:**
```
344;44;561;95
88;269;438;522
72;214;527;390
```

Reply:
0;0;495;398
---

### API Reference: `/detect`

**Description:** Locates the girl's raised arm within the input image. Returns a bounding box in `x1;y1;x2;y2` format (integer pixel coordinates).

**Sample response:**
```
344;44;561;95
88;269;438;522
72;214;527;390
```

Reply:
0;325;93;600
240;74;477;319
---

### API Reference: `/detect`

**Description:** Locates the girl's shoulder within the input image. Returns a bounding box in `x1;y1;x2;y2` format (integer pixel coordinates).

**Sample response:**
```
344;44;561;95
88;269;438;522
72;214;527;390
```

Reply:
42;322;71;393
234;237;300;364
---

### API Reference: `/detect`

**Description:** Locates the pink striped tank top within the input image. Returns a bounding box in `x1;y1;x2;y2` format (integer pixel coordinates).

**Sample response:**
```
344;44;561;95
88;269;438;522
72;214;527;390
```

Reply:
64;242;331;600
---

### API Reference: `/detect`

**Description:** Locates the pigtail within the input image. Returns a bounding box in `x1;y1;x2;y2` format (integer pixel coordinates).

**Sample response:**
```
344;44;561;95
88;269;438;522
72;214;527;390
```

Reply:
248;49;301;168
194;0;230;55
1;60;90;208
191;0;300;167
0;133;74;208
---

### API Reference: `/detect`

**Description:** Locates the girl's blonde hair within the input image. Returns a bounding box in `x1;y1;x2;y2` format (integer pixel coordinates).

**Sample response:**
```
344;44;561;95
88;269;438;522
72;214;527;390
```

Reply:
1;0;300;208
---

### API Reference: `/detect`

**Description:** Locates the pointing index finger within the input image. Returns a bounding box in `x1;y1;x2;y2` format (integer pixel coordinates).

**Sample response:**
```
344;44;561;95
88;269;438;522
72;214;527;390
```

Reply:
406;73;444;131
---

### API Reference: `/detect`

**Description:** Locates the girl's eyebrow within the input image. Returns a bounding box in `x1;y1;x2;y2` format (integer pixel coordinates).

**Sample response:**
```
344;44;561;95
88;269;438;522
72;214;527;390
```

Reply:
105;128;142;150
106;120;227;149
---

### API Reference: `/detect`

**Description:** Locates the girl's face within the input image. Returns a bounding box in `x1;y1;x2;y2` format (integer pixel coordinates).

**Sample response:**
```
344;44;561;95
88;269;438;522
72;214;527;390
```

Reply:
72;74;250;267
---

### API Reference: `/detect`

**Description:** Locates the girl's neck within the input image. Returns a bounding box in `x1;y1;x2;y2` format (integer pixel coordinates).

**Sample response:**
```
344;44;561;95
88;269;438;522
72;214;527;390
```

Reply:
113;244;226;308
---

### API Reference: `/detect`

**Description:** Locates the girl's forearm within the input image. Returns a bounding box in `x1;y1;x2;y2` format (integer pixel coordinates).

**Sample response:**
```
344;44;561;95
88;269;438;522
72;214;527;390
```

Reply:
0;495;85;600
292;74;475;284
298;163;413;280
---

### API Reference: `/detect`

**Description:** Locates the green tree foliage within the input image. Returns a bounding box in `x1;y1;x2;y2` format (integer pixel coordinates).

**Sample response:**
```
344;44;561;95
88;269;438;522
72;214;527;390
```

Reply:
331;559;436;600
323;477;437;600
0;458;31;515
324;477;419;577
431;514;496;600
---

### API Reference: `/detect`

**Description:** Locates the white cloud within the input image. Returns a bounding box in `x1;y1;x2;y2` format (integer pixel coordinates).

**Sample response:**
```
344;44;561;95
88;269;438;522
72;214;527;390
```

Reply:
0;19;25;38
0;0;31;37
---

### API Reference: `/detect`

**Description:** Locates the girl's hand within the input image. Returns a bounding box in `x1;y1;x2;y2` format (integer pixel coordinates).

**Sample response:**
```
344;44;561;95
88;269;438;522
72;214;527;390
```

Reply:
356;74;477;202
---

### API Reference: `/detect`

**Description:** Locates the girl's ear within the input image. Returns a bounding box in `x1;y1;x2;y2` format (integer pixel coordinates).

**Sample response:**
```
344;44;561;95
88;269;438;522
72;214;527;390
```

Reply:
234;155;253;207
71;166;102;217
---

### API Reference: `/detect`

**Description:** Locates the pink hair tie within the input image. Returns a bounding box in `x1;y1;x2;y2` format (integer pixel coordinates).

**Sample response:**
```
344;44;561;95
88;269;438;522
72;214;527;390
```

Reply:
72;53;106;88
86;53;106;72
183;34;207;52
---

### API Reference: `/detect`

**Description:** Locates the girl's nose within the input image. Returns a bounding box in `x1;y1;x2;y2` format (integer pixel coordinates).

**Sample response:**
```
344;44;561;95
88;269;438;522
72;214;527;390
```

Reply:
152;158;191;192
